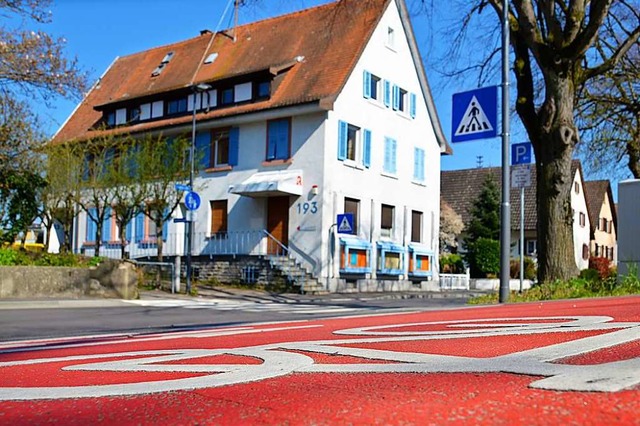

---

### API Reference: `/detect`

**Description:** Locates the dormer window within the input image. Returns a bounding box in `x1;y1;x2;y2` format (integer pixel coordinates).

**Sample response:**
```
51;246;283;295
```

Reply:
166;98;188;115
257;81;271;98
128;107;141;123
221;88;234;105
105;111;116;127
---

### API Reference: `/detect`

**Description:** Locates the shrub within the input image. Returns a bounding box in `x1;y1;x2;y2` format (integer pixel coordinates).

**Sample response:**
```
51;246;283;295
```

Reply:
465;238;500;278
509;257;537;280
579;268;600;283
589;257;613;280
439;253;465;274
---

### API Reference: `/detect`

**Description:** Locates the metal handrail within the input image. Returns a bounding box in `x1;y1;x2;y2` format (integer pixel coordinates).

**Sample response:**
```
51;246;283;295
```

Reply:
262;230;290;256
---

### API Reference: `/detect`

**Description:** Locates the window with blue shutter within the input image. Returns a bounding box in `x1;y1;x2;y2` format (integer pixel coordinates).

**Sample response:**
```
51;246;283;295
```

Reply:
228;127;239;166
82;154;93;181
363;129;372;168
392;85;400;110
363;70;372;99
413;148;425;182
125;220;132;242
383;80;391;107
86;208;97;243
195;131;211;169
338;120;348;161
135;212;145;243
266;118;290;160
162;208;169;242
384;137;397;174
102;207;112;243
410;93;417;118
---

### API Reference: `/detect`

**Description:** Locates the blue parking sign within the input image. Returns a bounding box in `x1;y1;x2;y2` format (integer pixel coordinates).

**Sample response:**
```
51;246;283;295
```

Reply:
511;142;532;165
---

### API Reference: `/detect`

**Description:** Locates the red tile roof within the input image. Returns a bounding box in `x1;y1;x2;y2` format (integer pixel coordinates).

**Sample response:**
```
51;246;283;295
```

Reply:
53;0;450;153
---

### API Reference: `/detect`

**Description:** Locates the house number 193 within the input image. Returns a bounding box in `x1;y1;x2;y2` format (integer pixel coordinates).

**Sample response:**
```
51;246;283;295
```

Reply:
296;202;318;215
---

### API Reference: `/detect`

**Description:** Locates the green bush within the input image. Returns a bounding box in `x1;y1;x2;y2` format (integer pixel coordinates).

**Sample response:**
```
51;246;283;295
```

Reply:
578;268;600;283
509;257;537;280
0;248;29;265
465;238;500;278
439;253;465;274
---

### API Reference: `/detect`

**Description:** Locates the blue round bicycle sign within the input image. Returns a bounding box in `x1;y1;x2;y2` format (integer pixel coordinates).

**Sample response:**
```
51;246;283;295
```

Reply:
185;191;201;211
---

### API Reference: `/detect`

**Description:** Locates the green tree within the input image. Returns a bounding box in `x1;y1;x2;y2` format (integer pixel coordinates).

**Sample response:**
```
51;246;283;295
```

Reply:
465;174;500;245
41;142;83;252
138;134;191;262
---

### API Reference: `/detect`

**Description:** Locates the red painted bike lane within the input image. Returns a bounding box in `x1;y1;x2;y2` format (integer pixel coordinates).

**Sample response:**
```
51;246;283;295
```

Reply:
1;296;639;425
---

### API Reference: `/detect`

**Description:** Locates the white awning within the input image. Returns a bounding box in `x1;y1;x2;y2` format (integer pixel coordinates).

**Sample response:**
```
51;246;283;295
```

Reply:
229;169;304;197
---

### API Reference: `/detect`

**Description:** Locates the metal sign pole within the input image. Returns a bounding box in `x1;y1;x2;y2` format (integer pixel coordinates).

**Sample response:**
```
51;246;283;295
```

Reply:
499;0;511;303
520;185;524;292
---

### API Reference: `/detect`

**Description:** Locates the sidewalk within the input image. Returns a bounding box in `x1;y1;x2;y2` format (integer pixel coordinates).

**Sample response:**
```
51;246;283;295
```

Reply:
0;286;492;309
146;285;491;303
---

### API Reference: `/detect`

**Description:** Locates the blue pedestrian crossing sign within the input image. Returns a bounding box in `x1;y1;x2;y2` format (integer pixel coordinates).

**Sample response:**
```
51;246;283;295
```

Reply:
451;86;498;143
337;213;354;234
185;191;201;211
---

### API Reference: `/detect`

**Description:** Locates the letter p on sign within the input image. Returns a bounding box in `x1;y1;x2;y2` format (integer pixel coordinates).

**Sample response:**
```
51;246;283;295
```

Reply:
512;142;532;165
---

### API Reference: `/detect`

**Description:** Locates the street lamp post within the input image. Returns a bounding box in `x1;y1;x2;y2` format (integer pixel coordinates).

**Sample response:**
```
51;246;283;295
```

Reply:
186;83;212;295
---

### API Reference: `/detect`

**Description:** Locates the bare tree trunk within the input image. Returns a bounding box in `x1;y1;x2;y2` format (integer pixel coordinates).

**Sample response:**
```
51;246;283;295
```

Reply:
119;224;128;259
531;73;580;283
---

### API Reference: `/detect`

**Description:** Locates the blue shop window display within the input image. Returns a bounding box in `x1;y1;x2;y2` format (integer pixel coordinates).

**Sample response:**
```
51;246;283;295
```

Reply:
340;237;372;274
408;243;434;277
376;241;405;275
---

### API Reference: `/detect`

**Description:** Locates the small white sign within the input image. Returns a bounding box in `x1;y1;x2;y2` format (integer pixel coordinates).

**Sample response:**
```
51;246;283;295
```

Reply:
511;165;532;188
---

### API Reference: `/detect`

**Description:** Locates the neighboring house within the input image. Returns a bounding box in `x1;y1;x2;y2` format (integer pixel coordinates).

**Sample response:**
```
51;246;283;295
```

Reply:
441;160;591;270
584;180;617;265
52;0;450;292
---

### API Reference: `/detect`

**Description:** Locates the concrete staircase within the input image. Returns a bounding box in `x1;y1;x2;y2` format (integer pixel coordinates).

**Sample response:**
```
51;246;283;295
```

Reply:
267;255;327;294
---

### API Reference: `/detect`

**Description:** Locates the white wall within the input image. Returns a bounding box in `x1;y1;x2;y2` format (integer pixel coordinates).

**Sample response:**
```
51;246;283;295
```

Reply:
571;170;590;270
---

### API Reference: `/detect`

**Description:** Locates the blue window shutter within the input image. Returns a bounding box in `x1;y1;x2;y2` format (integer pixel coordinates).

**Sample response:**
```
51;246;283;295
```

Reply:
267;119;290;160
228;127;239;166
102;207;111;242
420;149;425;181
162;209;169;242
135;212;144;243
383;80;391;107
410;93;417;118
383;137;392;173
86;208;97;242
363;129;372;168
338;121;347;161
413;148;420;180
392;85;400;110
390;139;397;174
195;131;211;169
82;155;91;181
363;70;371;99
125;220;132;242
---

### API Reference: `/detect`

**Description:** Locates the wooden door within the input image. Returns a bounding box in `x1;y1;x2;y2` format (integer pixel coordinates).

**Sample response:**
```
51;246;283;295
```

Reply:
267;196;289;254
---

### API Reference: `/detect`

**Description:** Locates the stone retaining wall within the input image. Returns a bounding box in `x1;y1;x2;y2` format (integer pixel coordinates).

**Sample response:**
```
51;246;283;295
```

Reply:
0;260;139;299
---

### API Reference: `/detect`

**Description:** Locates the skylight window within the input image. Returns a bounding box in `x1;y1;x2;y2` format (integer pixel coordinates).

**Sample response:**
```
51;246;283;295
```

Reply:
204;53;218;64
151;51;175;77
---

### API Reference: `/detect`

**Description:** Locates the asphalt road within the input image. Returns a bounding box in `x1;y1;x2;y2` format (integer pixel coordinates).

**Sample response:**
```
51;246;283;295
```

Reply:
0;292;469;341
1;296;638;425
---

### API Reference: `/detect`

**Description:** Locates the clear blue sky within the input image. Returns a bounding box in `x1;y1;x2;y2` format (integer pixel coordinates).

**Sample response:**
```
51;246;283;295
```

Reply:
27;0;622;197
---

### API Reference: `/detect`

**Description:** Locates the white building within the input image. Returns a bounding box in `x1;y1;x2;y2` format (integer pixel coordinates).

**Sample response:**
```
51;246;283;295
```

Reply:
53;0;450;292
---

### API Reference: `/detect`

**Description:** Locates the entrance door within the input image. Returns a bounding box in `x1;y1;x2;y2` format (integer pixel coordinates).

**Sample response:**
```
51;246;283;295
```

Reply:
267;196;289;255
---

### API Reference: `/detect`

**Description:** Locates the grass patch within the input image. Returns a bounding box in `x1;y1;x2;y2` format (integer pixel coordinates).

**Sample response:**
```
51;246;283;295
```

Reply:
469;270;640;304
